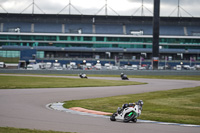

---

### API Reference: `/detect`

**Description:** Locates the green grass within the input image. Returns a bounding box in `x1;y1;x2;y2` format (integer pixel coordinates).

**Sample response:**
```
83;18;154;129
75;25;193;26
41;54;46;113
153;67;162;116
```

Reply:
0;127;73;133
63;86;200;125
0;76;144;89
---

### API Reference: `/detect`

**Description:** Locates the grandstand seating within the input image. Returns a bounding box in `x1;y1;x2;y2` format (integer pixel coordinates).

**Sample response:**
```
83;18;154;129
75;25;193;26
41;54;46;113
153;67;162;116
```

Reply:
126;24;152;35
1;23;196;37
160;25;184;36
95;24;123;34
2;21;190;36
186;26;200;36
3;22;31;32
34;23;61;33
65;23;92;34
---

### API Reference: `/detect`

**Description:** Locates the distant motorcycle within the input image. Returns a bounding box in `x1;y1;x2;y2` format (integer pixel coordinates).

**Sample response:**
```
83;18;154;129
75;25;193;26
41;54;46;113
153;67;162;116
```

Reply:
120;73;129;80
110;100;143;123
79;73;88;78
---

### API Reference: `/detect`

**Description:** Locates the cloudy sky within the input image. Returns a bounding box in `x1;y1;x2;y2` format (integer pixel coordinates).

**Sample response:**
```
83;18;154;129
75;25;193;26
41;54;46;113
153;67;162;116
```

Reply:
0;0;199;17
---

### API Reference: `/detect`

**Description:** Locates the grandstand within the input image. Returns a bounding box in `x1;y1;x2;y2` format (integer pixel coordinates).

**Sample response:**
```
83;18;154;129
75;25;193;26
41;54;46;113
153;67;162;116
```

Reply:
0;13;200;67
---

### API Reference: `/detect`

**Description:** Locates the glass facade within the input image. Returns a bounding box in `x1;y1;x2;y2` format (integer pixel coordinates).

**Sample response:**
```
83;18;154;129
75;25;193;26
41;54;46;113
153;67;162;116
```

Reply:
0;50;45;58
0;34;200;49
0;50;20;58
36;51;44;58
0;33;199;61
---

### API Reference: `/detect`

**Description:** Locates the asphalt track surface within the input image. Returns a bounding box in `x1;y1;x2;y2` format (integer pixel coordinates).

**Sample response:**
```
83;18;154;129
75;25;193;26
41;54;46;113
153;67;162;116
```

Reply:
0;74;200;133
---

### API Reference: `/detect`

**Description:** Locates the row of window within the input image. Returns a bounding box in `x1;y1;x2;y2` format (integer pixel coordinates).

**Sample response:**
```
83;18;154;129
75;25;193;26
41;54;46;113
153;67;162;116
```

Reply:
0;50;44;58
0;51;20;58
1;35;200;44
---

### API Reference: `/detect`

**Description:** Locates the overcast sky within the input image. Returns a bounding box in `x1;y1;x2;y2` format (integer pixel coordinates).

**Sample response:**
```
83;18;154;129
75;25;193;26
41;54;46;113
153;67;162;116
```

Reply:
0;0;199;17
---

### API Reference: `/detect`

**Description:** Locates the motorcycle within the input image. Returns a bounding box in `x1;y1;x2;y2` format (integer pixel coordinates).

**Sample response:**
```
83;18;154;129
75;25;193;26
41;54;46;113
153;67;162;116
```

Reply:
110;100;143;123
120;73;129;80
79;73;88;78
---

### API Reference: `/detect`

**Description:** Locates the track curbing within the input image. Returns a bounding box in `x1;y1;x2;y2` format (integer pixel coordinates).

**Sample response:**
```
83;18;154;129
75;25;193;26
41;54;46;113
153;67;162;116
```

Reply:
47;102;200;128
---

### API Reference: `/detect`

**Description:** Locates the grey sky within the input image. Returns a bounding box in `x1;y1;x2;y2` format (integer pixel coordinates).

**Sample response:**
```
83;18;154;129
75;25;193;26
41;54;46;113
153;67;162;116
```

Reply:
0;0;199;17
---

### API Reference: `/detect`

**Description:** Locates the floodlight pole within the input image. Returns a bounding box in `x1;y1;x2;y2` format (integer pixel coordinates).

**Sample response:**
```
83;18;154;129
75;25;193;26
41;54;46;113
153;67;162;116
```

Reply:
152;0;160;70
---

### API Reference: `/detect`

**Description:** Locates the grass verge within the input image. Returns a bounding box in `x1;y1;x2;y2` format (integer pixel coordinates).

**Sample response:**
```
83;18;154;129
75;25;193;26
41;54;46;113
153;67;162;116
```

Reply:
0;127;73;133
0;76;144;89
63;86;200;125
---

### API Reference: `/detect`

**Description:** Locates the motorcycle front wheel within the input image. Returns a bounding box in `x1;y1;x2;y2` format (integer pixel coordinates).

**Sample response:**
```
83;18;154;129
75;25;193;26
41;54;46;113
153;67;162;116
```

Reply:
110;112;117;121
123;112;135;123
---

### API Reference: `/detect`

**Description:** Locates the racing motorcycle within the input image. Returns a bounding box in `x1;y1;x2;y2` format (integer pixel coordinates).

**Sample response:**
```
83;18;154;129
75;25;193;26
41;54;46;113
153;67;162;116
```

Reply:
79;73;88;78
110;100;143;123
120;73;129;80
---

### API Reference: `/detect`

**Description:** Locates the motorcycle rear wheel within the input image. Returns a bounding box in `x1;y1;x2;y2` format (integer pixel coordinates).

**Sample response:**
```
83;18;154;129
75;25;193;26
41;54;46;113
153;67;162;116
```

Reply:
123;112;135;123
131;118;137;123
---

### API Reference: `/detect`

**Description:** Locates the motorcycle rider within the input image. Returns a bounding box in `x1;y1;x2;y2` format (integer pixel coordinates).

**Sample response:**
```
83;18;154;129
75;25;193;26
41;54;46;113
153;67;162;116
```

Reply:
120;73;129;80
117;102;136;114
79;73;87;78
136;100;143;110
117;100;143;114
111;100;143;122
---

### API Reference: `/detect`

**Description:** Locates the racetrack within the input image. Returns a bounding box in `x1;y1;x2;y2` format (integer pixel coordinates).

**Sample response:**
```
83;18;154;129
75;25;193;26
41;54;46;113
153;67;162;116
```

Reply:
0;75;200;133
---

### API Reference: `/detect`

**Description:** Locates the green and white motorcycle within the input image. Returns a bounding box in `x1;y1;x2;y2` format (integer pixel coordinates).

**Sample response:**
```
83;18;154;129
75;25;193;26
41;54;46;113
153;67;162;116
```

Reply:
110;100;143;123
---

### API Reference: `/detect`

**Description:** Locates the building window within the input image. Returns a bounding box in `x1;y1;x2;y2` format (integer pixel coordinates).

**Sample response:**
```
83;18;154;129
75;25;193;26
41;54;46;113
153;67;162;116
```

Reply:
0;50;20;57
36;51;44;58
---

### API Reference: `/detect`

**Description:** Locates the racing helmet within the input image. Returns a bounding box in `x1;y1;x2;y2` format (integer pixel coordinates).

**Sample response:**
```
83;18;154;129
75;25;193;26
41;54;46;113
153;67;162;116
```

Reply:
122;104;129;108
138;100;144;106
